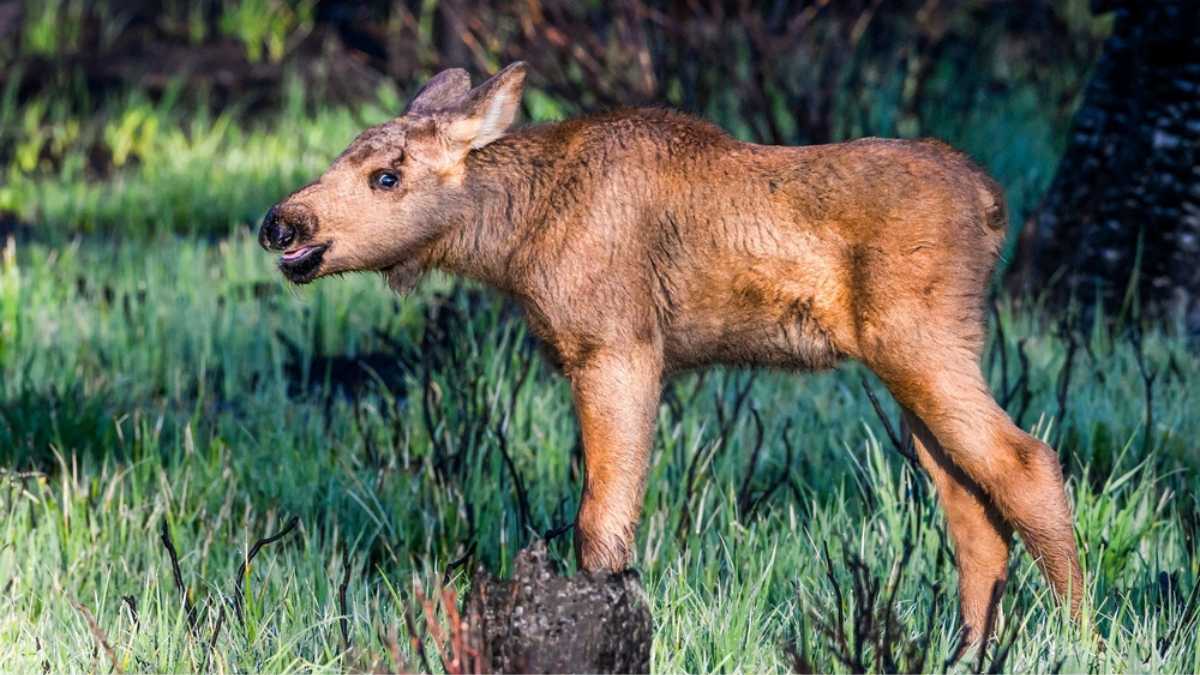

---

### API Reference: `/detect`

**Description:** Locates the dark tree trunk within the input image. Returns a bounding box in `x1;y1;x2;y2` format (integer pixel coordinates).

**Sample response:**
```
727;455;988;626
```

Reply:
1010;0;1200;331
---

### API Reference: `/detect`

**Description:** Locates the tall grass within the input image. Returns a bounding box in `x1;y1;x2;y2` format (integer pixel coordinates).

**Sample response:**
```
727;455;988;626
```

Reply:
1;229;1197;671
0;77;410;238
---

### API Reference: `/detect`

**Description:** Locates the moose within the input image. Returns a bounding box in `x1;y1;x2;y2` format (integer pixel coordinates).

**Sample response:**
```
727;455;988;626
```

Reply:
259;62;1084;643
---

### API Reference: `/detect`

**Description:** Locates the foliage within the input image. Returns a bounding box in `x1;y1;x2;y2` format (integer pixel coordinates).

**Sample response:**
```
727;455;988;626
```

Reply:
0;1;1110;240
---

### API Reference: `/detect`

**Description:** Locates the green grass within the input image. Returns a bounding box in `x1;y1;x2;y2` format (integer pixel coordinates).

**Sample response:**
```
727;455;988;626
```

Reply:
1;38;1198;670
1;228;1198;672
0;78;410;238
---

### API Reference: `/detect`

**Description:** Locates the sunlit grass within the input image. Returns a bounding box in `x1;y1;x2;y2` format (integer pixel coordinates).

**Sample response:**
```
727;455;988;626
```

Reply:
1;232;1197;672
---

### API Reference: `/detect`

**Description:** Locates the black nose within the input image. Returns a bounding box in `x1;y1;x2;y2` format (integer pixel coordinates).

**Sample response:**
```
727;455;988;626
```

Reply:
259;205;295;251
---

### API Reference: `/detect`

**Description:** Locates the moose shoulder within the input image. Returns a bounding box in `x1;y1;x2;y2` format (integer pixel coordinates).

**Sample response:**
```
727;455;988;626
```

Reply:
259;62;1084;645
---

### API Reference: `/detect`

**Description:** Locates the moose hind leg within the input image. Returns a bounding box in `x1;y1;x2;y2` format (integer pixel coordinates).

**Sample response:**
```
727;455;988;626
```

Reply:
877;360;1084;620
904;408;1011;645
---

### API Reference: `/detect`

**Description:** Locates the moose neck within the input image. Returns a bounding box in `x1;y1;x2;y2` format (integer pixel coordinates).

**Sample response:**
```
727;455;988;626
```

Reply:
427;126;561;293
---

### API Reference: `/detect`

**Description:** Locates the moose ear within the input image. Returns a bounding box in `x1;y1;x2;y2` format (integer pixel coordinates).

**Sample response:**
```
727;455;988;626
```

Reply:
406;68;472;115
444;62;527;150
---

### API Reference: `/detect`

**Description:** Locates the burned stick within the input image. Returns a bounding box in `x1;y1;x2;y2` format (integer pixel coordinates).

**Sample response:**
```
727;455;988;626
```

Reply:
989;300;1010;399
232;516;300;624
679;373;757;539
492;424;533;536
1159;576;1200;656
821;541;848;655
736;405;767;517
493;350;537;534
744;418;797;521
1129;323;1159;456
159;520;198;634
201;605;225;674
860;377;918;470
339;555;353;652
805;539;936;674
442;543;476;585
71;596;122;674
121;595;138;630
714;371;757;437
403;599;434;675
676;436;723;540
1054;319;1079;449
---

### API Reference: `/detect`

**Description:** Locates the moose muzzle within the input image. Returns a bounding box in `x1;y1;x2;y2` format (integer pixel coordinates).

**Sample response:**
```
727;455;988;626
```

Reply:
259;202;327;283
258;202;320;250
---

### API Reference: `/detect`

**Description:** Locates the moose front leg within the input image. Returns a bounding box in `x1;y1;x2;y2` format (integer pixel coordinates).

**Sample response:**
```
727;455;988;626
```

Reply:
569;345;663;572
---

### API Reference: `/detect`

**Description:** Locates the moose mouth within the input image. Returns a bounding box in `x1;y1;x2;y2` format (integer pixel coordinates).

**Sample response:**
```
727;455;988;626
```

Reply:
278;242;330;284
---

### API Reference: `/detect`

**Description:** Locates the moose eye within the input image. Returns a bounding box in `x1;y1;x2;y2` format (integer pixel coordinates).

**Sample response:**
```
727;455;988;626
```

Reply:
372;171;400;190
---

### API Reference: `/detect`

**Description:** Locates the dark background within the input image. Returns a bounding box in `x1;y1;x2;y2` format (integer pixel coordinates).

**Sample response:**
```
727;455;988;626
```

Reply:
2;0;1196;329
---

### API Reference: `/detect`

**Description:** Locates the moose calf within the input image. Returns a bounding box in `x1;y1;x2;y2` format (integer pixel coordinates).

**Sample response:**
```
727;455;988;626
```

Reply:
259;63;1084;643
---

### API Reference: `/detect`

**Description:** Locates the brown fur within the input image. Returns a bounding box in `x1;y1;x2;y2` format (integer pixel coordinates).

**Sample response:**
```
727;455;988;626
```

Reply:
260;63;1084;644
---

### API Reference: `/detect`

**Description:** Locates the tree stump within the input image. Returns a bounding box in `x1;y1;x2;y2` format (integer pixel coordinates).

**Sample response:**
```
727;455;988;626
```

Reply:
1011;0;1200;331
465;542;653;674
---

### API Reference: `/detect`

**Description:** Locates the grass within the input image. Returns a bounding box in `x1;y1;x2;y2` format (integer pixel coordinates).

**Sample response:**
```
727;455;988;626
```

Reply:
0;77;411;238
2;228;1198;672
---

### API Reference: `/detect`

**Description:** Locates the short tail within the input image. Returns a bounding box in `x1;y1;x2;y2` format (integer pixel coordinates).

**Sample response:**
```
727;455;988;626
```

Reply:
977;176;1008;233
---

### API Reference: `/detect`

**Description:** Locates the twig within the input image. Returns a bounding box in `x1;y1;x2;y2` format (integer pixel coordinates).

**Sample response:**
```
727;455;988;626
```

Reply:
1012;336;1032;425
486;338;537;537
989;300;1010;398
159;520;198;634
339;555;353;653
860;377;918;469
233;516;300;624
201;605;225;673
736;405;768;516
1159;575;1200;655
678;372;756;539
492;425;533;536
403;595;434;675
807;537;934;673
1054;319;1079;449
442;543;476;585
121;595;138;630
544;521;574;542
1129;323;1159;455
71;597;122;674
744;418;798;521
